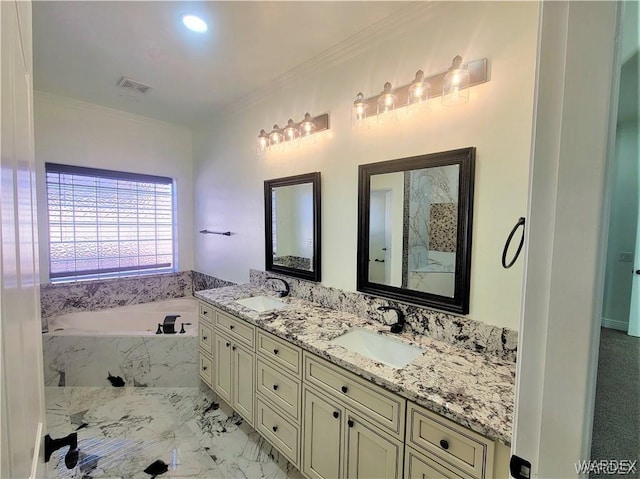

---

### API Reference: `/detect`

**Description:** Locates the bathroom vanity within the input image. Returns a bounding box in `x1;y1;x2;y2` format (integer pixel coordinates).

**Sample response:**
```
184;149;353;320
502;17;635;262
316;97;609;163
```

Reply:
196;285;513;478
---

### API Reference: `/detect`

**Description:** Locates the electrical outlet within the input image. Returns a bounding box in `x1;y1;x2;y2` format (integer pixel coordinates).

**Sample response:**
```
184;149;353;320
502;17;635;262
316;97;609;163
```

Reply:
619;252;634;263
306;238;313;247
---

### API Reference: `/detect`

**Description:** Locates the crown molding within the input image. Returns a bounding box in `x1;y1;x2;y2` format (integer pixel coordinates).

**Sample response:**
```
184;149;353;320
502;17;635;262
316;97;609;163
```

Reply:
215;2;441;118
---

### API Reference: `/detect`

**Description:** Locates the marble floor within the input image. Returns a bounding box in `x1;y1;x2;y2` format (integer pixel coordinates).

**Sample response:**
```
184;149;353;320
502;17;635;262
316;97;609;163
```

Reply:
45;387;305;479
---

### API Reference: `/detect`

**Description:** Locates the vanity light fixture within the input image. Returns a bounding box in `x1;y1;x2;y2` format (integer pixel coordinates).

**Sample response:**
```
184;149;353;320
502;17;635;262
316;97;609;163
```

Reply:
352;92;368;127
352;55;488;124
442;55;470;106
377;82;397;119
407;70;430;111
268;124;284;147
256;113;329;154
283;119;299;141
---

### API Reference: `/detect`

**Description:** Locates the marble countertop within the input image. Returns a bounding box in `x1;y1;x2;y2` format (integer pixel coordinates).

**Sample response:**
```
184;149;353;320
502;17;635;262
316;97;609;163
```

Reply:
195;284;515;446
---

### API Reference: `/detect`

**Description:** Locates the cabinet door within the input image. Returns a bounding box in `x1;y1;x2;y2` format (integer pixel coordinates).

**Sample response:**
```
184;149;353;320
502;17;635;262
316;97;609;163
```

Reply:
214;333;232;403
303;387;344;479
404;447;467;479
345;413;403;479
233;344;255;426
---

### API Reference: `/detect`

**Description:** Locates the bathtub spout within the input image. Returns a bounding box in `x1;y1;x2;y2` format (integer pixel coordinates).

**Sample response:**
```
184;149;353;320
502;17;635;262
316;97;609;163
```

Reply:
162;315;181;334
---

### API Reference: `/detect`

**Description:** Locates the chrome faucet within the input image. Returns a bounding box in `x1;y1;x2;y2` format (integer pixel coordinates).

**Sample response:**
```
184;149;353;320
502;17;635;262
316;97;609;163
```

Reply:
377;306;406;334
266;277;290;297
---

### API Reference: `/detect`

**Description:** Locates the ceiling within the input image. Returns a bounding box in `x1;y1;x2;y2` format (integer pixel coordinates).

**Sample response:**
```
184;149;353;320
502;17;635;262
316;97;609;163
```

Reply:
33;1;411;126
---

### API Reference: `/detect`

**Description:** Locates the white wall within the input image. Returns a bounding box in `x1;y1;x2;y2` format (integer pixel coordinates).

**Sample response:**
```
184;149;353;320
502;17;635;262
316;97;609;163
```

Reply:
34;92;194;282
602;120;639;329
193;1;539;330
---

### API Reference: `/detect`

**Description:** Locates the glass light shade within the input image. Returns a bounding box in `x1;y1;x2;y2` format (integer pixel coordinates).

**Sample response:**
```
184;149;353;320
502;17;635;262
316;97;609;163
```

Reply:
352;92;369;126
283;119;298;141
377;82;397;119
407;70;430;111
269;124;284;146
257;129;269;154
299;113;316;137
442;56;470;106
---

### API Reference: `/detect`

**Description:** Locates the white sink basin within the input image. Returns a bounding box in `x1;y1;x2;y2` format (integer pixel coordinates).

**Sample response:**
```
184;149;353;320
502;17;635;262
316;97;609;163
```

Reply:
330;328;424;369
235;295;288;312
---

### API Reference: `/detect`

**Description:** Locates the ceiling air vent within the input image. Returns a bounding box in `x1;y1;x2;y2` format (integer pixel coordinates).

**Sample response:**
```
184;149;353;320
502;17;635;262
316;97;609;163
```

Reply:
117;77;151;94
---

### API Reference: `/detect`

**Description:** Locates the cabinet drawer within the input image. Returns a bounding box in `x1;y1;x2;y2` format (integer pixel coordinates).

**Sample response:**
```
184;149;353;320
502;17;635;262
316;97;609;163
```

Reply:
257;330;301;377
256;358;301;422
215;309;255;348
199;302;213;322
199;322;213;355
407;403;494;479
256;398;299;467
405;446;469;479
199;350;213;388
304;353;405;439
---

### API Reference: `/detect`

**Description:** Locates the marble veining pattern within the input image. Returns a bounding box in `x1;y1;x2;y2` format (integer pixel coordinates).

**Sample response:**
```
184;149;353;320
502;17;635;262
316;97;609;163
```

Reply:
43;336;198;387
250;269;517;361
46;387;303;479
195;284;515;445
41;271;193;328
192;271;237;292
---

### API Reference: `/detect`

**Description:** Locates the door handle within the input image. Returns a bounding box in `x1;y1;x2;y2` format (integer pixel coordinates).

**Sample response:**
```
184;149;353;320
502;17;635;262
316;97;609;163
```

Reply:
635;270;640;275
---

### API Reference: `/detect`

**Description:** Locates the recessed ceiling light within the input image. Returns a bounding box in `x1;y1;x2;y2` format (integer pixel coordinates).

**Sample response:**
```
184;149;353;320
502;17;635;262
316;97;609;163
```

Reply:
182;15;207;33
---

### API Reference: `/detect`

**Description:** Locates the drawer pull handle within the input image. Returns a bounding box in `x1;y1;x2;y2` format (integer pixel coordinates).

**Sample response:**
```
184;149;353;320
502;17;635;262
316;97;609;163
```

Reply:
273;349;279;355
202;366;207;371
229;325;235;330
440;439;449;450
341;386;348;394
272;426;278;432
273;384;279;391
232;346;236;351
226;342;230;347
347;419;354;428
333;411;339;419
203;311;208;315
202;336;208;340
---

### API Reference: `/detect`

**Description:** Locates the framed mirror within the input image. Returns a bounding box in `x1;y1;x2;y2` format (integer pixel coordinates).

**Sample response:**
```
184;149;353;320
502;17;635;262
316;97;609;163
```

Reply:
357;148;475;314
265;172;321;282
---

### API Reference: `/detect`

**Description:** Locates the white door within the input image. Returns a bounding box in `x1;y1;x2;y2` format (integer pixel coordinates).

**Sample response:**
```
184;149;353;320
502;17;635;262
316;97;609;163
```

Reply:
511;1;619;478
369;190;390;284
1;1;47;477
629;192;640;337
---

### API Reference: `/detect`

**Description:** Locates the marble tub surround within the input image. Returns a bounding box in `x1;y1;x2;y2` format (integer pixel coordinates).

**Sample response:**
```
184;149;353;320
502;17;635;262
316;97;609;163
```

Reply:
192;270;237;292
249;269;518;362
43;335;198;387
45;387;302;479
41;270;193;325
195;284;515;445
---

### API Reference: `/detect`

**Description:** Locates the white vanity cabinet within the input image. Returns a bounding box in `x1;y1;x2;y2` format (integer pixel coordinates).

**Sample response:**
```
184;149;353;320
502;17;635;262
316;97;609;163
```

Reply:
211;308;256;427
197;300;506;479
405;402;495;479
255;330;303;467
302;353;405;479
198;303;214;387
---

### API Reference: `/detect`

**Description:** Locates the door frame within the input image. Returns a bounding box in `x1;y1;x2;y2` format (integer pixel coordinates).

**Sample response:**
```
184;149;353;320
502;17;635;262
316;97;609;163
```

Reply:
511;1;620;477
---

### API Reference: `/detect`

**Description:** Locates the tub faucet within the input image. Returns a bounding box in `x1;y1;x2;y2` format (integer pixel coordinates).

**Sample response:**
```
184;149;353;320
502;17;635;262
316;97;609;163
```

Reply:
45;432;78;469
162;314;181;334
266;277;290;297
377;306;406;334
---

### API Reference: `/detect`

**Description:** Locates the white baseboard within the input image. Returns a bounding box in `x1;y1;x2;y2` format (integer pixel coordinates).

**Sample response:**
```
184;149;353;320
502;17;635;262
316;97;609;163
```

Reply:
600;317;628;331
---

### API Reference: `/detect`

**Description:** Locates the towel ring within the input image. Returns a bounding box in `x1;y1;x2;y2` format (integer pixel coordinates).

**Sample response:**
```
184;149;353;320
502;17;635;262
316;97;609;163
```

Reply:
502;217;525;269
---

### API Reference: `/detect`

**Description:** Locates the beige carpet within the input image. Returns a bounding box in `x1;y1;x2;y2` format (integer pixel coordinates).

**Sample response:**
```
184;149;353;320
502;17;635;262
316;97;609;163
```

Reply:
590;327;640;478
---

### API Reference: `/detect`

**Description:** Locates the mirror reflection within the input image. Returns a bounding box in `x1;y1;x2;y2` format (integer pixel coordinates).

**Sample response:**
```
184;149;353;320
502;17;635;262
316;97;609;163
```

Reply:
272;183;314;271
368;165;459;297
264;172;321;282
357;148;474;314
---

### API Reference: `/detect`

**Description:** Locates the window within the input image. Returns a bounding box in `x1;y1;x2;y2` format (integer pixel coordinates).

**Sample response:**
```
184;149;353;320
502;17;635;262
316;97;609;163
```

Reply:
45;163;175;282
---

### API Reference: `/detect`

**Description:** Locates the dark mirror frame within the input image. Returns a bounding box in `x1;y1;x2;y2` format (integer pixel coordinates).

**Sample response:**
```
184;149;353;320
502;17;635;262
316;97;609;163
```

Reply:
265;172;321;282
357;147;475;314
